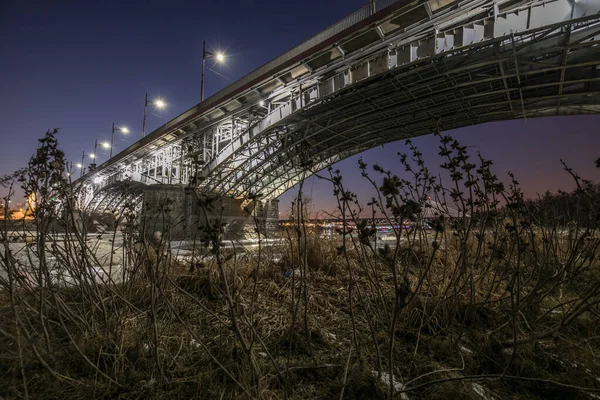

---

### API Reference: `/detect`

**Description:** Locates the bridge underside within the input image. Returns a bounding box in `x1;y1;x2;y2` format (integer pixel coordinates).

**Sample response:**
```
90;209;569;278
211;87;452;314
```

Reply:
202;19;600;199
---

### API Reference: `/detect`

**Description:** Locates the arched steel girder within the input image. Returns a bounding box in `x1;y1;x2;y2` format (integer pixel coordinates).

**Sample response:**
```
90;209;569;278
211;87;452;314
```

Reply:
101;188;144;215
86;181;147;214
218;84;600;200
241;151;356;199
244;93;594;199
198;17;600;199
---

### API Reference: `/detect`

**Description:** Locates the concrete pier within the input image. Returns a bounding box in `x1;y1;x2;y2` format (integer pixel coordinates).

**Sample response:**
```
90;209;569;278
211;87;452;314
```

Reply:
141;185;279;240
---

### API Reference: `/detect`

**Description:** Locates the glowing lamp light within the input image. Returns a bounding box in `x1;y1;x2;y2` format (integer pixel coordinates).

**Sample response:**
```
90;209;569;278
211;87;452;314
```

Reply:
76;163;83;168
102;142;110;149
201;42;229;102
155;99;166;109
89;153;96;159
121;127;129;133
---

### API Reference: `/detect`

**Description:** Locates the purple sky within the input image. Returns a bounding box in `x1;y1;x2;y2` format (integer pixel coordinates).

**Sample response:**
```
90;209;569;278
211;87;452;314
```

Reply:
1;0;599;213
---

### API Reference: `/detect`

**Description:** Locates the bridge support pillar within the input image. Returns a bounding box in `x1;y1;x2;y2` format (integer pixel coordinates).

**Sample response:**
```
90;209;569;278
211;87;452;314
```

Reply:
240;199;279;238
263;199;280;234
140;185;279;240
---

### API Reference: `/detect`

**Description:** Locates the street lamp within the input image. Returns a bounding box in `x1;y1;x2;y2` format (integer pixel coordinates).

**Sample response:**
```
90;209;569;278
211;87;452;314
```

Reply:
78;151;86;177
110;122;129;158
90;139;111;166
201;40;226;102
142;93;167;138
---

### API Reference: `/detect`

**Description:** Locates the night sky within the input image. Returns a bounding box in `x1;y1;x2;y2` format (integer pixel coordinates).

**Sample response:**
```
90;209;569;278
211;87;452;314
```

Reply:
1;0;599;215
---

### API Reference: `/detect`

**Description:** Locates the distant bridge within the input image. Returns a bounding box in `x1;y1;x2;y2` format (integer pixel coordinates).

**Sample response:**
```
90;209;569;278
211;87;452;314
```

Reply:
79;0;600;213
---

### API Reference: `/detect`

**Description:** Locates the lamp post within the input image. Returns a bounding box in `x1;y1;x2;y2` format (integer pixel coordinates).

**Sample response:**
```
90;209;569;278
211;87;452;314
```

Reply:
90;139;110;167
142;93;166;138
201;40;226;102
77;151;85;177
110;123;129;158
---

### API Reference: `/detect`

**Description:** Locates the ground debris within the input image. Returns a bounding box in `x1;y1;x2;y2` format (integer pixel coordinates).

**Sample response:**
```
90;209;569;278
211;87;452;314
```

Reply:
372;370;409;400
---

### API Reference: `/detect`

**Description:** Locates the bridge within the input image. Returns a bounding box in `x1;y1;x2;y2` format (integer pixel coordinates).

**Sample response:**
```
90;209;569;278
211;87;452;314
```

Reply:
78;0;600;222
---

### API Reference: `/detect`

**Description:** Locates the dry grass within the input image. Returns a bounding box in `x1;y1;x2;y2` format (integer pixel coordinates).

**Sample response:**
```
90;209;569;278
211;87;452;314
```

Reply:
2;129;600;399
2;228;599;399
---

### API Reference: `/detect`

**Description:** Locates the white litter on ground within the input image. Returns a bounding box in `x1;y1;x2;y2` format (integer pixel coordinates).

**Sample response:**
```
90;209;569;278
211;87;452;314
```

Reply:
371;371;409;400
472;382;495;400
